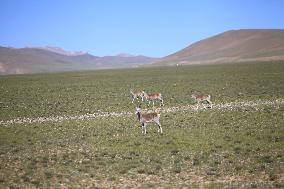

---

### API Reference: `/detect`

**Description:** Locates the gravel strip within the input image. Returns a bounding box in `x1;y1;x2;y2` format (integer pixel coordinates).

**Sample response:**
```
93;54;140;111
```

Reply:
1;99;283;126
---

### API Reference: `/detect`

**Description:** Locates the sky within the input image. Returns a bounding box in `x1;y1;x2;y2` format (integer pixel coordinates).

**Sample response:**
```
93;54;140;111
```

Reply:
0;0;284;57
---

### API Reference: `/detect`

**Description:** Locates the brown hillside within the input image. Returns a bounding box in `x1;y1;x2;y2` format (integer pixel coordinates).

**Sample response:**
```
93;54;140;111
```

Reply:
0;47;157;75
154;29;284;65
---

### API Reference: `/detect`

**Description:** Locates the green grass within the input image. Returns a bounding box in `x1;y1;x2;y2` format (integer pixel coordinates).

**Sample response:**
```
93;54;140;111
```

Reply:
0;107;283;188
0;62;284;188
0;62;283;120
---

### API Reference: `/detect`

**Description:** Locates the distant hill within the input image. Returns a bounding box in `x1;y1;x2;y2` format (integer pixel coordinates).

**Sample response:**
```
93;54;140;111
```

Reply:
154;29;284;65
30;46;88;56
0;46;158;75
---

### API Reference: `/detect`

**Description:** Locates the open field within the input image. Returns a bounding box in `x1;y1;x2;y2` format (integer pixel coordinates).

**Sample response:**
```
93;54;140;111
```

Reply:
0;62;284;188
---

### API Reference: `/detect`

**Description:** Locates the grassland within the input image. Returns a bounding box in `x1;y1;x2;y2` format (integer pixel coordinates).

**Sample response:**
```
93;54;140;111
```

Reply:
0;62;284;188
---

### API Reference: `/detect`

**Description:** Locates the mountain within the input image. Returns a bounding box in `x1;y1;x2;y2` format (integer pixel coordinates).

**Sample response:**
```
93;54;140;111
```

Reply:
30;46;87;56
0;47;157;75
94;55;157;65
116;53;135;57
154;29;284;65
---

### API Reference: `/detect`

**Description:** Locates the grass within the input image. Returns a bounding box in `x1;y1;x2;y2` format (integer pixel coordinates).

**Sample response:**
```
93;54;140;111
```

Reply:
0;62;284;188
0;108;283;188
0;62;283;120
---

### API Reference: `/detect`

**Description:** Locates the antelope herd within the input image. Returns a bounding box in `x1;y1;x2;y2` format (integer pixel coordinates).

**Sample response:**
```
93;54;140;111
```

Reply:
131;89;213;134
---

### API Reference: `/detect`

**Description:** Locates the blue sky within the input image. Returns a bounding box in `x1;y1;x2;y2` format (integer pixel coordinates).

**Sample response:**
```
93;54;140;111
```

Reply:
1;0;284;57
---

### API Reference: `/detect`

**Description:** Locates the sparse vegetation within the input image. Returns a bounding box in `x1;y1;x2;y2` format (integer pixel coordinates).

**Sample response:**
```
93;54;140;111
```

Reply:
0;62;283;188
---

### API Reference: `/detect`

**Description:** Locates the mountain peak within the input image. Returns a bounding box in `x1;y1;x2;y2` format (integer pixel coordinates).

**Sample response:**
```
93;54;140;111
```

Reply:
115;53;135;57
28;46;88;56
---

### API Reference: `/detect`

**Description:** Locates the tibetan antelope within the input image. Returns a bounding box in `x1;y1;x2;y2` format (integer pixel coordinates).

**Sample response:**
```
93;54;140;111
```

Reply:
135;107;162;134
143;91;164;106
191;93;213;109
130;89;145;103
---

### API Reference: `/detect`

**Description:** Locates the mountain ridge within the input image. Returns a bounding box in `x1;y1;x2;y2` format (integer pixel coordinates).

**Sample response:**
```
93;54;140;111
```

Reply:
154;29;284;65
28;46;88;56
0;46;157;75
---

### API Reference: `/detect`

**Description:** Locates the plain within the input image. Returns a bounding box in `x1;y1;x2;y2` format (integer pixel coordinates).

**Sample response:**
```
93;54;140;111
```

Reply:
0;62;283;188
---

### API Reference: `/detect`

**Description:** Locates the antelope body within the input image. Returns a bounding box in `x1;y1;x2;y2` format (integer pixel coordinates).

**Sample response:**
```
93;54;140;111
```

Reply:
191;94;213;108
130;89;145;103
135;107;162;134
143;92;164;106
